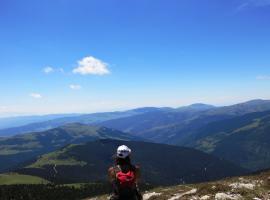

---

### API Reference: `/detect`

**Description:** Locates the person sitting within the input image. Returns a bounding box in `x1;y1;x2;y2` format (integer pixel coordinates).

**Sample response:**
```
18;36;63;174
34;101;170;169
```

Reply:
108;145;142;200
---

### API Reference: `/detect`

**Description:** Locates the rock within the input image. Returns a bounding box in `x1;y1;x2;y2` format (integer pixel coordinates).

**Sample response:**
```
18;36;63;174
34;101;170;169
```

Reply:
168;188;197;200
143;192;162;200
212;185;217;190
215;193;242;200
200;195;210;200
190;196;199;200
229;182;255;190
168;193;182;200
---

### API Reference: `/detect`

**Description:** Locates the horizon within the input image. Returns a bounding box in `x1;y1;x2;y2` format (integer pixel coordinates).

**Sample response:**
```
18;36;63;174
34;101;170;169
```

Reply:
1;0;270;117
0;98;268;118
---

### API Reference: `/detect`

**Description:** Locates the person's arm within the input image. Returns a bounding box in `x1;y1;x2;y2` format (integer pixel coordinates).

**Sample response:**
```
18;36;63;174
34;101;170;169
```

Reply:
108;167;115;183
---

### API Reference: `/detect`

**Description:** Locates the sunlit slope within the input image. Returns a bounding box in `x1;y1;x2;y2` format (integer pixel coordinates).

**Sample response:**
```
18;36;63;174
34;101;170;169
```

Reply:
0;173;49;185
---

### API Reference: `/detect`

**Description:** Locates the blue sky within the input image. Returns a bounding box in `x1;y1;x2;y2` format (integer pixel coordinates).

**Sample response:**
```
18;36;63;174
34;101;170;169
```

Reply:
0;0;270;116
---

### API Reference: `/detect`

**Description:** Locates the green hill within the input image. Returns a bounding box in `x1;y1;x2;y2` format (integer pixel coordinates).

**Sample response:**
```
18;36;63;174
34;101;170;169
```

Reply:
0;124;136;172
17;139;247;185
185;110;270;171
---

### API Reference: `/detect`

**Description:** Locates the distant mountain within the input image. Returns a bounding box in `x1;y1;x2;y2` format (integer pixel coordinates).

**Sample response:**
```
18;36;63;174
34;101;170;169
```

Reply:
206;99;270;116
184;110;270;171
0;124;136;172
100;100;270;143
2;99;270;143
0;114;80;130
17;139;247;185
0;107;170;137
100;104;217;137
176;103;215;112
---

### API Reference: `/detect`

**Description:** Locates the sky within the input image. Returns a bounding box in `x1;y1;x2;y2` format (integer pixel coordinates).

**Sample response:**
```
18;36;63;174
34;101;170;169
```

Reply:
0;0;270;117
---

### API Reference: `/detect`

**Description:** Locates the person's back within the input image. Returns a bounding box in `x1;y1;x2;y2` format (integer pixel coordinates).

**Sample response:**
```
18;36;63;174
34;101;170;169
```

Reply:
108;145;142;200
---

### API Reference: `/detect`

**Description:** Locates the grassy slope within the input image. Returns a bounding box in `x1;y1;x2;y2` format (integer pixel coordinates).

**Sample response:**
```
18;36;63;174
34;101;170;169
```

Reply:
86;169;270;200
0;173;49;185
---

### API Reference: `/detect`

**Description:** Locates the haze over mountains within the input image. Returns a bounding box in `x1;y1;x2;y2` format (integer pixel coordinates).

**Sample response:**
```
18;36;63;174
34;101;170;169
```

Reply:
1;99;270;137
0;114;80;130
0;107;170;137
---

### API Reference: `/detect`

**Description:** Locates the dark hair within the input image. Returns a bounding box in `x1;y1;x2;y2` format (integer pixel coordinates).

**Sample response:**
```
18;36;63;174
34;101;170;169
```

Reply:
115;156;131;166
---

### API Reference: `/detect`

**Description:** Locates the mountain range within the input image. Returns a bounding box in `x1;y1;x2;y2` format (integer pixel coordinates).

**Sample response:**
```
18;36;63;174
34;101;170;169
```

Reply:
100;100;270;142
1;100;270;139
0;107;169;137
1;99;270;186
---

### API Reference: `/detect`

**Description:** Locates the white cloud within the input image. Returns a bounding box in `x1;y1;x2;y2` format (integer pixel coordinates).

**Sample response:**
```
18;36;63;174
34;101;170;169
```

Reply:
69;84;82;90
73;56;110;75
256;75;270;80
30;93;43;99
43;67;65;74
43;66;54;74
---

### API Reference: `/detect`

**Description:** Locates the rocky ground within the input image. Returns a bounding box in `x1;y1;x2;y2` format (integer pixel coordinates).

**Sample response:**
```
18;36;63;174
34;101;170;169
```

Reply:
85;170;270;200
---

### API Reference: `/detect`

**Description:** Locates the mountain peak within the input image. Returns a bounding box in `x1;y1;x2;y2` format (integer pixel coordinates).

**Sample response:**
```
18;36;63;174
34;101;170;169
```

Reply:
177;103;215;111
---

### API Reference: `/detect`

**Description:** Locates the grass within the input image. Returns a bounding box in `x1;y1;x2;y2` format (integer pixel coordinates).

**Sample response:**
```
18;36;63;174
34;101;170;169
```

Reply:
85;170;270;200
0;173;49;185
233;119;261;133
28;145;87;168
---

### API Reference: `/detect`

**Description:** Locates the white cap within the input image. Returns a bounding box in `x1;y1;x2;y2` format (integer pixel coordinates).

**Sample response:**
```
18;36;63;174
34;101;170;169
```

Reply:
117;145;131;158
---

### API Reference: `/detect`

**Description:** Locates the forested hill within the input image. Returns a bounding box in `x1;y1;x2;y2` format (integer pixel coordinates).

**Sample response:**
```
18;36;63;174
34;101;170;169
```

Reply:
0;124;137;172
18;139;247;185
185;110;270;171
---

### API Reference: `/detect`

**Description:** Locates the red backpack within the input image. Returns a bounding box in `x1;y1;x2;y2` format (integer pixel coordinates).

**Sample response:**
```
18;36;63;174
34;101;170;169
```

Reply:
116;168;136;189
111;165;142;200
